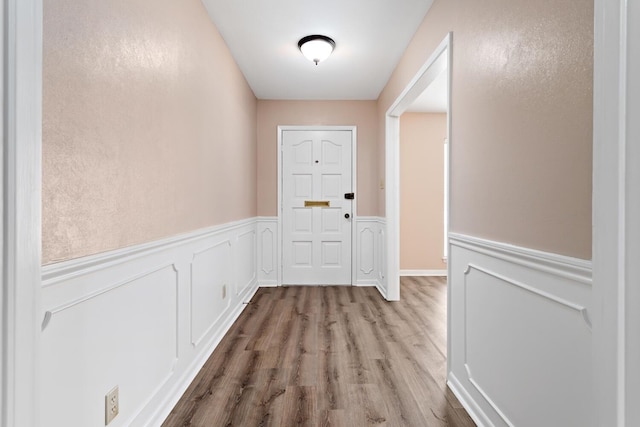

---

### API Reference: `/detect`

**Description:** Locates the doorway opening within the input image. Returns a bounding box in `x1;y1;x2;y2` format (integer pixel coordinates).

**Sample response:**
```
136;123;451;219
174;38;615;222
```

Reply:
384;33;452;301
399;60;449;278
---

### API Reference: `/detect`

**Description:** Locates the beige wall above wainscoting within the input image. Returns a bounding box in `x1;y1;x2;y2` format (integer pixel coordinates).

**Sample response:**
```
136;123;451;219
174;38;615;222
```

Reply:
400;113;447;271
42;0;257;264
377;0;593;259
256;100;378;217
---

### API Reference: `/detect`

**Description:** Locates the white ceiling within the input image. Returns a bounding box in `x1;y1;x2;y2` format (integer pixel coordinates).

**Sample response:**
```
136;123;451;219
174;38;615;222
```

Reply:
201;0;434;100
406;67;447;113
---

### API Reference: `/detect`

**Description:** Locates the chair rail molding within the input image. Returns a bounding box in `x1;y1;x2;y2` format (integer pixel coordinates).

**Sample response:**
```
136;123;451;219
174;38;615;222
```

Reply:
448;233;592;285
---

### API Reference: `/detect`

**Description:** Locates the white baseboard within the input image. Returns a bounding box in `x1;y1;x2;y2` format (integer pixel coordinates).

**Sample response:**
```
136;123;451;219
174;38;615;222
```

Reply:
40;219;259;427
147;285;258;426
447;372;491;427
400;269;447;277
257;280;278;288
448;233;592;426
375;282;388;300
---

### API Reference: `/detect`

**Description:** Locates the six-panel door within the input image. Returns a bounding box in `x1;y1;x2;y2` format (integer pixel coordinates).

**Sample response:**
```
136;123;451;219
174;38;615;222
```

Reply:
281;130;353;285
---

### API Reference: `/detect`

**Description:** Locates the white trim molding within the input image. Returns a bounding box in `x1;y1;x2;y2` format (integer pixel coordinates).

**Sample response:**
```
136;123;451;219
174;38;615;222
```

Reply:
385;33;452;302
448;233;593;426
449;233;592;285
41;217;257;286
593;0;640;425
447;370;492;427
400;269;447;277
3;0;43;426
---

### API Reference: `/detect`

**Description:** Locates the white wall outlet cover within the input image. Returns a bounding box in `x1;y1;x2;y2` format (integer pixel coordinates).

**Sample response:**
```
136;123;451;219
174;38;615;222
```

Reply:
105;386;119;425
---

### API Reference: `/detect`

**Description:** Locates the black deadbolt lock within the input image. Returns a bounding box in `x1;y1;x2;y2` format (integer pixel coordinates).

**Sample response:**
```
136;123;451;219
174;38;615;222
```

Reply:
345;213;350;219
344;192;355;200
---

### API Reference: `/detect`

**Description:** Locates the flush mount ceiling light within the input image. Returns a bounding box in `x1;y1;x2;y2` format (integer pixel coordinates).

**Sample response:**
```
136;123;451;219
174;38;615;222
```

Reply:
298;35;335;65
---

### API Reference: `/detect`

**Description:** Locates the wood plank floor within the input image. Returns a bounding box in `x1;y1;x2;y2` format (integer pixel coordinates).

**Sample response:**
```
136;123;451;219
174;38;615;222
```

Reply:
163;277;475;427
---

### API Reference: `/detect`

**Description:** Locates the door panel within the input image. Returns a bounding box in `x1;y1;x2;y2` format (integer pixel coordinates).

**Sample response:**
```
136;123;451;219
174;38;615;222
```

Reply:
321;175;341;198
293;174;312;198
321;208;341;233
282;130;353;285
292;208;312;232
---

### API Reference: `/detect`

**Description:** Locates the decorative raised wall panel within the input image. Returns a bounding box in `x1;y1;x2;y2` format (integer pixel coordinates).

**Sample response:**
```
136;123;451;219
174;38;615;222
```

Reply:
236;230;257;297
355;217;385;289
40;219;258;426
448;234;592;427
257;218;278;286
359;227;375;275
190;241;233;347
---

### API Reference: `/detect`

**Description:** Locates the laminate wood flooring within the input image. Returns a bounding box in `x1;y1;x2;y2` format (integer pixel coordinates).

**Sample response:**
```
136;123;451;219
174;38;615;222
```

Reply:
163;276;475;427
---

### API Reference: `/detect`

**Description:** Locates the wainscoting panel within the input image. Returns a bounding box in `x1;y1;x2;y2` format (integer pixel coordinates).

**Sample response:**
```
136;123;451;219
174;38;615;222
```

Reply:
355;217;386;294
40;219;259;427
257;217;278;287
447;233;593;427
258;216;387;294
355;217;377;286
235;229;256;297
190;241;233;347
41;264;179;427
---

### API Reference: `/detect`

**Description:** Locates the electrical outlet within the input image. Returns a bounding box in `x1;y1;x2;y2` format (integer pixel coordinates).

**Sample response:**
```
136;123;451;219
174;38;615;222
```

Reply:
105;386;119;425
222;284;227;299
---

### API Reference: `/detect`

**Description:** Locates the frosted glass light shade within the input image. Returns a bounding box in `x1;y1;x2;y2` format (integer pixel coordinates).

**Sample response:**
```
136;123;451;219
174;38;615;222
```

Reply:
298;35;335;65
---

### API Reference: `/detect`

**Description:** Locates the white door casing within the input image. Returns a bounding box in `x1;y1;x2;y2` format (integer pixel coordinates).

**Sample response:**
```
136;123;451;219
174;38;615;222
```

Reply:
280;128;354;285
385;33;452;303
3;0;43;426
593;0;640;425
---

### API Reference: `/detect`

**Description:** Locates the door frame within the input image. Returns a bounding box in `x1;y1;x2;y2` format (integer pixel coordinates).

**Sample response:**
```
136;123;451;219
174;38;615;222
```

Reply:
384;33;452;302
2;0;43;426
277;125;357;286
592;0;638;424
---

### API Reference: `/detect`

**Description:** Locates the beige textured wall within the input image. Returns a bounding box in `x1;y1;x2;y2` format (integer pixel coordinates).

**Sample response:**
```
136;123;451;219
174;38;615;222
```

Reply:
43;0;257;264
378;0;593;259
400;113;447;270
257;100;378;216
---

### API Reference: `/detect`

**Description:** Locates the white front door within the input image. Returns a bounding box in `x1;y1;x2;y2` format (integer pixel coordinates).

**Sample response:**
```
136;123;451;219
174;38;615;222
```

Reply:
281;129;353;285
